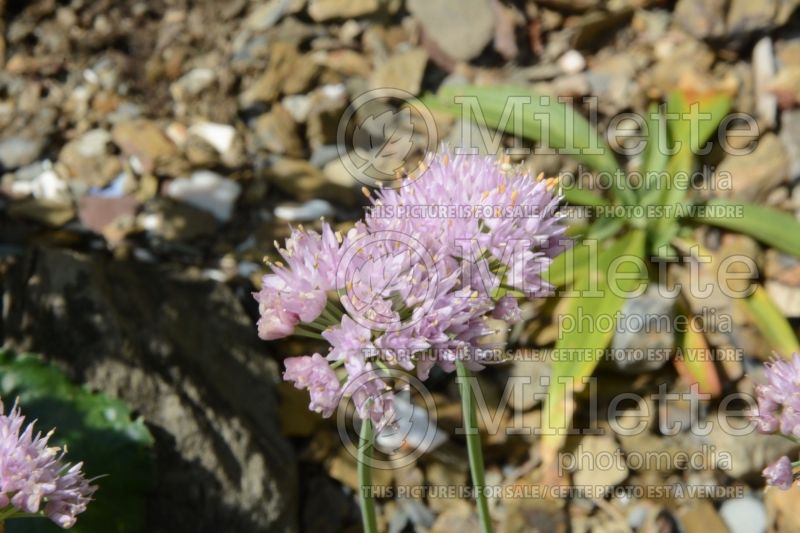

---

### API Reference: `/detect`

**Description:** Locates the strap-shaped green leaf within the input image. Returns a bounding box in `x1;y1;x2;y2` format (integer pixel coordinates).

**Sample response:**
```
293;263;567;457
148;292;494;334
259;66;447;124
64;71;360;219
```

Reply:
689;198;800;257
426;85;634;205
540;229;647;464
737;285;800;357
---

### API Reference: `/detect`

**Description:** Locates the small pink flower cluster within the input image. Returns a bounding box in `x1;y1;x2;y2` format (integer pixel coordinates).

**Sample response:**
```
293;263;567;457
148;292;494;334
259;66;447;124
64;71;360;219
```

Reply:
753;354;800;489
255;150;568;427
0;400;97;528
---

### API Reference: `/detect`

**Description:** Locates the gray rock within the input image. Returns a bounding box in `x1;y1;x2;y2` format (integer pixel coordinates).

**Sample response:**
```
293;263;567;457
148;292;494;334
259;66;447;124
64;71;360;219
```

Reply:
781;109;800;181
274;198;334;221
170;68;217;99
244;0;304;30
2;248;298;532
610;284;676;374
407;0;494;62
0;137;44;170
753;37;777;130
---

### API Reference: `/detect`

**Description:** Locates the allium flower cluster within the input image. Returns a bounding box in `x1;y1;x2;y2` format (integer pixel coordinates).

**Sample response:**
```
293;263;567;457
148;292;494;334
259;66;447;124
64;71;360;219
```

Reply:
752;354;800;489
0;400;97;528
255;149;568;428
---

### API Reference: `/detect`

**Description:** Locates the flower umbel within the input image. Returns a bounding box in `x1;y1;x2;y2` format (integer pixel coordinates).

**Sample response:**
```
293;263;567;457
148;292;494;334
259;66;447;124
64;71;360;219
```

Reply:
752;353;800;490
763;455;794;490
0;399;97;528
256;149;568;428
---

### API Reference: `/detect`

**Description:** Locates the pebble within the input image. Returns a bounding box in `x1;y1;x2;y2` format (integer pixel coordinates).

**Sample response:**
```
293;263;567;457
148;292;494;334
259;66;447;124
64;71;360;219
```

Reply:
273;199;334;221
0;137;44;170
252;105;304;157
407;0;495;62
111;120;179;175
374;393;447;456
610;284;676;374
281;94;312;123
719;496;767;533
244;0;303;30
307;0;380;22
171;68;216;99
58;128;121;188
718;133;789;201
165;170;241;222
369;49;429;95
8;163;70;202
781;109;800;181
558;50;586;74
188;122;238;158
753;37;777;130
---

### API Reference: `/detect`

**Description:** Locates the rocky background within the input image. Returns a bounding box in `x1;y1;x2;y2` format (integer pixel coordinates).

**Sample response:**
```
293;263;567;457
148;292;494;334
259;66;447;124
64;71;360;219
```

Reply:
1;0;800;532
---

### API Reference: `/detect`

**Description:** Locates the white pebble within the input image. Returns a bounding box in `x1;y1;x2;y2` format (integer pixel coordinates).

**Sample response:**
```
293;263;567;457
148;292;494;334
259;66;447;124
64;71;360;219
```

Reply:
719;495;767;533
559;50;586;74
165;170;241;222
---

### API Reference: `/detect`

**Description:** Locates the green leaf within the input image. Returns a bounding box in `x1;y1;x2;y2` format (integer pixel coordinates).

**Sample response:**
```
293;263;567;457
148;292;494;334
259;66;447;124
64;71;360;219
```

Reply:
640;102;669;182
543;240;595;288
541;230;647;464
673;306;721;396
0;351;154;533
688;198;800;257
427;85;635;205
562;187;609;207
737;286;800;357
653;89;732;221
586;216;626;241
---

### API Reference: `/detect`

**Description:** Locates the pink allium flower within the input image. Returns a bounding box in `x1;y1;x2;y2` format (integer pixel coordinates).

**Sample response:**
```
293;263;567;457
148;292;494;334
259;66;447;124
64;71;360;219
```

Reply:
322;316;374;370
254;223;363;340
257;148;569;427
764;455;794;490
0;400;97;528
366;150;568;298
284;353;342;417
753;354;800;438
492;295;522;323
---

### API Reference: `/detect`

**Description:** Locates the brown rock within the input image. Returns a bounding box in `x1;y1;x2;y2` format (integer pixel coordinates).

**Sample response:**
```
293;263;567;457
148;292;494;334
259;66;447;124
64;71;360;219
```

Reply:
308;0;380;21
265;157;357;206
718;133;789;201
59;129;121;188
111;120;180;175
7;198;75;227
77;195;139;240
674;0;727;39
369;49;428;95
239;43;319;107
252;105;304;157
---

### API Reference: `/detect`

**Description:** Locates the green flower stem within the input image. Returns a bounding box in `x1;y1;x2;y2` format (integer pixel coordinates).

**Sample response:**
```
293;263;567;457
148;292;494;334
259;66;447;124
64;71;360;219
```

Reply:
319;305;339;326
456;359;493;533
292;327;324;340
325;299;344;320
358;419;378;533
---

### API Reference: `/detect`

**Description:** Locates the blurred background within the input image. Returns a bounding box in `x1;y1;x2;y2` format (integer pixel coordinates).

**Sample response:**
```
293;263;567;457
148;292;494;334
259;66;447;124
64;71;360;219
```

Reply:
1;0;800;532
